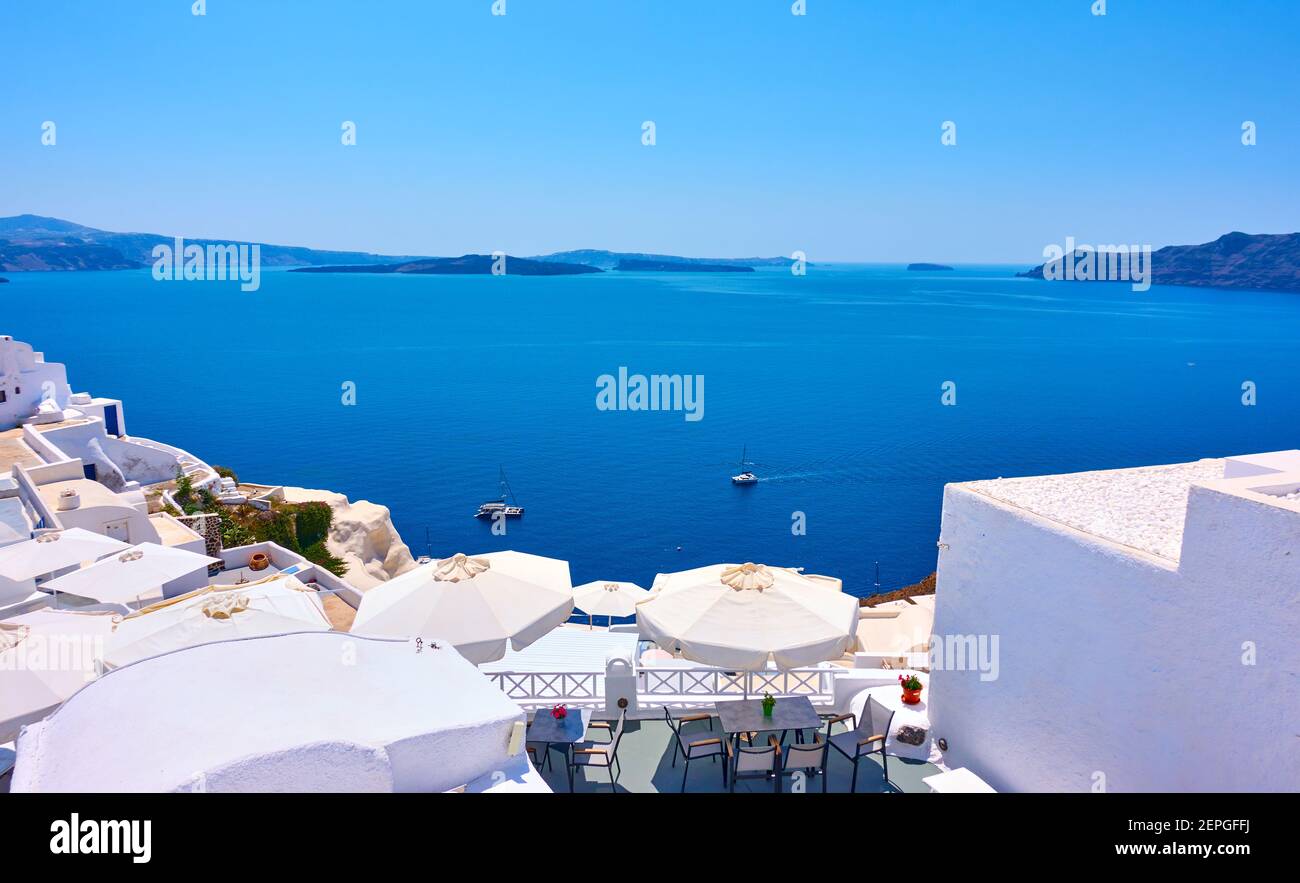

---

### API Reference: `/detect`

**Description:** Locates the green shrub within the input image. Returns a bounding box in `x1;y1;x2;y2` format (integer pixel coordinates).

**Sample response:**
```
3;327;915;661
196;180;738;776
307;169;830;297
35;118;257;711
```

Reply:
303;541;348;577
213;465;239;483
253;509;298;550
218;512;255;549
174;470;198;514
293;502;333;550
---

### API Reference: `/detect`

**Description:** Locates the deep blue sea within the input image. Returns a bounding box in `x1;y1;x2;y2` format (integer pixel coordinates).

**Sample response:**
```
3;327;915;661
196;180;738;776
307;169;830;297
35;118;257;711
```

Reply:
5;265;1299;597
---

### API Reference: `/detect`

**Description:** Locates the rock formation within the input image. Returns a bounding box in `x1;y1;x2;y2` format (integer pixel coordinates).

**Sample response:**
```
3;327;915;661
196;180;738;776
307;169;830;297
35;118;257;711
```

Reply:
279;487;417;591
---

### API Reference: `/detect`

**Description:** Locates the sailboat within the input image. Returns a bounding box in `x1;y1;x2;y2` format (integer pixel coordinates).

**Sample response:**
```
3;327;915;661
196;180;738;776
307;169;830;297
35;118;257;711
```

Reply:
731;445;757;485
475;467;525;518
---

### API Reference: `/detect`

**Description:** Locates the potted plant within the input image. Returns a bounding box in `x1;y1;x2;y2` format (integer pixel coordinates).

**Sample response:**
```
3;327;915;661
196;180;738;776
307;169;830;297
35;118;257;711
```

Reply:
761;692;776;717
550;704;568;721
899;673;923;705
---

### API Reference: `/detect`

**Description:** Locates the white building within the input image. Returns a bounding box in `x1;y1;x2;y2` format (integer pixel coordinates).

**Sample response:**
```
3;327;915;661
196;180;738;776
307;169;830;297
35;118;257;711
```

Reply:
930;451;1300;793
0;335;76;431
0;334;222;548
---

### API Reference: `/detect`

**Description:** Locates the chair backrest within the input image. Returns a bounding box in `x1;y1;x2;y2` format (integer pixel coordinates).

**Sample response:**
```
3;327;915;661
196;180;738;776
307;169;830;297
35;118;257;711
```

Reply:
860;696;895;742
783;738;827;771
609;709;627;755
734;740;779;773
663;707;687;752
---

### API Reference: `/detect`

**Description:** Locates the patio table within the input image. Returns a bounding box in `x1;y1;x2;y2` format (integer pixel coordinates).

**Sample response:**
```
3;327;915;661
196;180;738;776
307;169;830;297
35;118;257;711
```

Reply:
527;707;593;791
714;695;822;752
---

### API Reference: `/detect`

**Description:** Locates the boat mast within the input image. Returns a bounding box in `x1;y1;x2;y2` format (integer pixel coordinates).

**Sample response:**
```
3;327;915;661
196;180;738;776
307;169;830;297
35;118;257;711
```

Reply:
499;466;517;505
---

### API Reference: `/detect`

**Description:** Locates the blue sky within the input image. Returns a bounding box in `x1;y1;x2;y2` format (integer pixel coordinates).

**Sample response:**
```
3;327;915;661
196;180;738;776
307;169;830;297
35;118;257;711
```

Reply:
3;0;1297;262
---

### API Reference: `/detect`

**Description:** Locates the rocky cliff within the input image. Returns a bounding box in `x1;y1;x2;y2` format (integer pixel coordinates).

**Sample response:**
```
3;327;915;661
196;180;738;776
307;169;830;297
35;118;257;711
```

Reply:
1018;231;1300;292
279;487;417;590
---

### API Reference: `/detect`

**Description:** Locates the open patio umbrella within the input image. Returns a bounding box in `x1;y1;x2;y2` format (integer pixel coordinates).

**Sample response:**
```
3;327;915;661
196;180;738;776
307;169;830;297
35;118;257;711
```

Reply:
41;542;221;606
10;632;529;792
100;574;333;670
0;608;120;742
351;551;574;664
0;528;132;583
636;562;859;670
572;580;649;628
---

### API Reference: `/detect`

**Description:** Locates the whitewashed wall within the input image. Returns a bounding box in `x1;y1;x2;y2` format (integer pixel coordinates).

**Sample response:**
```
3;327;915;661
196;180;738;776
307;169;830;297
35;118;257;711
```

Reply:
930;479;1299;793
0;337;71;430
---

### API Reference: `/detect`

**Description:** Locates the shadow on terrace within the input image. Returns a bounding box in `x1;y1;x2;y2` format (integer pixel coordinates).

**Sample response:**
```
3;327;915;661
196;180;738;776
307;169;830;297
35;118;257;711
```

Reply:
530;713;940;794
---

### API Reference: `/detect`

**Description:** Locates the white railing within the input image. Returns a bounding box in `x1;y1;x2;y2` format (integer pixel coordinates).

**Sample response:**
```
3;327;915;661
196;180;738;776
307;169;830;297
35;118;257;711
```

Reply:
488;665;841;712
488;672;605;706
640;667;838;702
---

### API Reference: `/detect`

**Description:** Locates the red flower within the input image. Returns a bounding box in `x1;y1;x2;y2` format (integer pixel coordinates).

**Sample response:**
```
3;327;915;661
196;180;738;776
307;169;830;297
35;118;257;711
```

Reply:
551;704;567;720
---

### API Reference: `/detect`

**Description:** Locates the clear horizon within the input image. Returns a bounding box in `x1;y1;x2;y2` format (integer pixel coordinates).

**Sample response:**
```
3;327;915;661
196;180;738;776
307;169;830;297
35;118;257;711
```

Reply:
4;0;1298;262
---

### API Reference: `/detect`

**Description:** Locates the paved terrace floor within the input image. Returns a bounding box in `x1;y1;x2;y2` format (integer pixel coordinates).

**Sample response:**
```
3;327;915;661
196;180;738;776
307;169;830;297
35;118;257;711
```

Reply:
532;715;941;794
0;429;39;474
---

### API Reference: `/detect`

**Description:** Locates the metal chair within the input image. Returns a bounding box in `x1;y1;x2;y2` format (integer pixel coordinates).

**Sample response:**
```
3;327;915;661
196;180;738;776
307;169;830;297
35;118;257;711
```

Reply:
779;733;829;792
825;696;896;793
663;707;713;766
568;709;626;792
727;735;781;793
664;707;727;791
525;741;551;771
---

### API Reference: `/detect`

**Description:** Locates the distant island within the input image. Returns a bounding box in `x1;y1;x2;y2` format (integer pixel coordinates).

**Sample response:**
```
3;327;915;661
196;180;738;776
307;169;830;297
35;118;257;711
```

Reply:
907;263;953;271
0;214;427;272
291;255;601;276
532;250;789;270
615;258;753;273
0;215;791;275
1018;232;1300;293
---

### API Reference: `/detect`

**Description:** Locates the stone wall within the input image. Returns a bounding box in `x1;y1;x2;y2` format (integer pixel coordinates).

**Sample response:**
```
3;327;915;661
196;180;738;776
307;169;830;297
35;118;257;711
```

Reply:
177;512;223;575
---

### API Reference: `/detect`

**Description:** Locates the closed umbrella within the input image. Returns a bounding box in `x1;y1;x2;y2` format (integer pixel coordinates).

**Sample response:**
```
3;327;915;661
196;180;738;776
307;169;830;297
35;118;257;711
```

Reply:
636;562;859;670
572;580;649;628
351;551;574;664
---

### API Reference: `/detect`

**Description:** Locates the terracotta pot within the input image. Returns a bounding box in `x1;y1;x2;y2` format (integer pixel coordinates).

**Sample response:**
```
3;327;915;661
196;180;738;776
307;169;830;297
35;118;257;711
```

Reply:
901;687;923;705
249;553;270;572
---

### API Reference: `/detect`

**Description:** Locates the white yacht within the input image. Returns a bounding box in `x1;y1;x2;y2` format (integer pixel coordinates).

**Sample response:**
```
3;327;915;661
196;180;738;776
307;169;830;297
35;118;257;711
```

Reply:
731;446;758;484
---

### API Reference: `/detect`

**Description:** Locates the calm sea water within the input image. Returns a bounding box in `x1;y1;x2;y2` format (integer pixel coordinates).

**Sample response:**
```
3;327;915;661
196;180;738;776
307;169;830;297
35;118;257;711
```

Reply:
5;265;1299;596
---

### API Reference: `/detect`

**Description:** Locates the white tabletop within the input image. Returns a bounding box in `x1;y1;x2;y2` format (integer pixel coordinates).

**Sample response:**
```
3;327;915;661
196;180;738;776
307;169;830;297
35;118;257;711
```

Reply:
923;767;997;793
